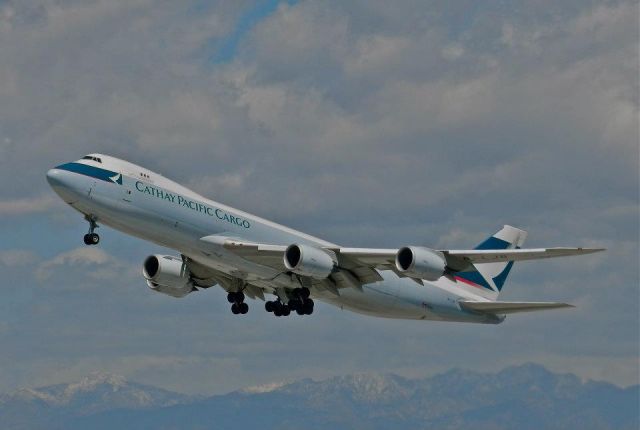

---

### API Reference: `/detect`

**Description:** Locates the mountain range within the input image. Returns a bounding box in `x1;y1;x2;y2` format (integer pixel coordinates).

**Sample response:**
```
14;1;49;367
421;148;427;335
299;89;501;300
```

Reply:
1;364;637;430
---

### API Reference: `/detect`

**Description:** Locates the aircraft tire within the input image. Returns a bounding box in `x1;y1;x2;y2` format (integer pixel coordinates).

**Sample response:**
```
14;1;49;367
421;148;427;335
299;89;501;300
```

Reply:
303;299;314;315
289;299;301;311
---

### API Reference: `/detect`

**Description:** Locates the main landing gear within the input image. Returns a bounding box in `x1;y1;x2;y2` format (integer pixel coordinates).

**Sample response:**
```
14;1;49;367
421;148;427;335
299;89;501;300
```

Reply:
228;291;248;315
265;287;314;317
83;216;100;245
264;299;291;317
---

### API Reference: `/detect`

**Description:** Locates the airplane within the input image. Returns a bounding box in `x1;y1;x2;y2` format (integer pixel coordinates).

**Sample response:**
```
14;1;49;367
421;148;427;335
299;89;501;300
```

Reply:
46;154;604;324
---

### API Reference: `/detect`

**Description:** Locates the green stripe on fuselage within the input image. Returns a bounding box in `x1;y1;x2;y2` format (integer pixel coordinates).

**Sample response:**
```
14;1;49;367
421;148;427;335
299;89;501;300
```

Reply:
56;162;122;184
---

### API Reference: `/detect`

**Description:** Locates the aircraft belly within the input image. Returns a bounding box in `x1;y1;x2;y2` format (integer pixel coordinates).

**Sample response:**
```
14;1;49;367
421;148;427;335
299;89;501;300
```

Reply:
320;273;500;323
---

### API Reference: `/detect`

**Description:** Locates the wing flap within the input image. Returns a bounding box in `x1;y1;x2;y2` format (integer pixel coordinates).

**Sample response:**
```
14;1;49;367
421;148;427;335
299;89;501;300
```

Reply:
334;248;397;267
460;301;574;314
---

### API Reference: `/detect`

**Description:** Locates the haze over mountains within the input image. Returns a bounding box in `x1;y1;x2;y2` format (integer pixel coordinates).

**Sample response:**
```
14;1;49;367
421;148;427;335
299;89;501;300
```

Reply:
1;364;637;430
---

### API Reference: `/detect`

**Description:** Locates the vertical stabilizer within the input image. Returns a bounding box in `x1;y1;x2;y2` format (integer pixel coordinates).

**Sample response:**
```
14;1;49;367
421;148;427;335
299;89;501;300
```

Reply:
454;225;527;299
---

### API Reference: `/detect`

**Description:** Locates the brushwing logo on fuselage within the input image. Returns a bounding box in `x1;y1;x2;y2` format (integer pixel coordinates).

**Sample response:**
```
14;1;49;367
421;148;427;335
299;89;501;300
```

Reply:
109;173;123;185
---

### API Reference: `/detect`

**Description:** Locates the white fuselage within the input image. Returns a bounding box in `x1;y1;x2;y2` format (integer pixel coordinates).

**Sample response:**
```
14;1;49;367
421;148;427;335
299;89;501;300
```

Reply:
46;155;502;324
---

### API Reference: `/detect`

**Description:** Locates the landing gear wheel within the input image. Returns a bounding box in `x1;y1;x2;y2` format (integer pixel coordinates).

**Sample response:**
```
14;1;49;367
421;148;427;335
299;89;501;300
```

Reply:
227;292;236;303
299;287;310;300
231;303;240;314
281;305;290;316
84;216;100;245
239;303;249;314
83;233;100;245
265;301;274;312
289;299;301;311
303;299;314;315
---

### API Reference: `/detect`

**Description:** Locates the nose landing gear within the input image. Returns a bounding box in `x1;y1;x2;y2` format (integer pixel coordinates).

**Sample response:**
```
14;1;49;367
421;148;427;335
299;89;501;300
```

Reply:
83;216;100;245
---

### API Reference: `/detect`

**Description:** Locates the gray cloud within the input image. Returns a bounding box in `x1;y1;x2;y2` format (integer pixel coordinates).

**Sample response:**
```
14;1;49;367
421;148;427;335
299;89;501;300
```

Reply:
0;0;637;395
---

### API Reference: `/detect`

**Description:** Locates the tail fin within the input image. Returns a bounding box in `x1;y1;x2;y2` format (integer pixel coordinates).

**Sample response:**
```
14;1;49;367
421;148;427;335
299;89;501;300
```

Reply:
455;225;527;298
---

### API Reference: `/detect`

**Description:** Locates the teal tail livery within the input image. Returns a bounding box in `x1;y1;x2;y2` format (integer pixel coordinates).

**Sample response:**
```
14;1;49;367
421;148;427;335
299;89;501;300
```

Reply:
46;154;605;324
453;225;527;300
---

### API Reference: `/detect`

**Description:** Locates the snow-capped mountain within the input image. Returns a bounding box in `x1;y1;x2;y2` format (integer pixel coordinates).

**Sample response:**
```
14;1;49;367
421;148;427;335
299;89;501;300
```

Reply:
1;364;637;430
0;371;195;428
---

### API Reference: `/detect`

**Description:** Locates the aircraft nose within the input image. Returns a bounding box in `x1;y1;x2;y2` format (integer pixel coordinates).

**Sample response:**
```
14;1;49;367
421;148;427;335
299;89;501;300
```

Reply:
46;168;64;188
47;168;69;189
46;167;81;203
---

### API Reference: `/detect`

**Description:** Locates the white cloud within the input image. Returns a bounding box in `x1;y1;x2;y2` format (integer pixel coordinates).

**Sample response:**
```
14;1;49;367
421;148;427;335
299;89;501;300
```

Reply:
0;249;37;266
0;195;56;215
35;247;134;284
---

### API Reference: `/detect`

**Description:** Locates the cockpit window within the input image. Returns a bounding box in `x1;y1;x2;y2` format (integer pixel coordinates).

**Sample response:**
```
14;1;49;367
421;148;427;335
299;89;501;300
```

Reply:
82;156;102;163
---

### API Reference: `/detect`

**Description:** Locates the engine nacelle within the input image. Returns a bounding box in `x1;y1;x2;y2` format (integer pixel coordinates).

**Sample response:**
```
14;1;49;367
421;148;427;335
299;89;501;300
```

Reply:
143;255;193;298
395;246;446;281
283;244;335;279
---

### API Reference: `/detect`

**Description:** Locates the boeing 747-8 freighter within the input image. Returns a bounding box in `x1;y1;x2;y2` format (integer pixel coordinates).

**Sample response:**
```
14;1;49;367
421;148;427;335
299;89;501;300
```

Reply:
46;154;603;323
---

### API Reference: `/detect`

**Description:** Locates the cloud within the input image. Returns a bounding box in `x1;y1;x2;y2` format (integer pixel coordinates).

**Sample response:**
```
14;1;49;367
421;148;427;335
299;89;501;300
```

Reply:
0;195;56;215
0;249;37;266
35;247;133;285
0;0;637;395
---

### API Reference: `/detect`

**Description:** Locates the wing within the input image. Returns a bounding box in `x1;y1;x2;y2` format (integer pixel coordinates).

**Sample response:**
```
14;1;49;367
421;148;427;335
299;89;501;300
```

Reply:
334;247;604;272
459;301;574;314
213;237;603;292
442;247;605;266
221;239;383;292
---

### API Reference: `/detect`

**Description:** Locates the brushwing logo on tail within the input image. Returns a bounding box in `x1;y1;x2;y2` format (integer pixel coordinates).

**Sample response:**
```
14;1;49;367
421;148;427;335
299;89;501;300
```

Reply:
455;226;526;292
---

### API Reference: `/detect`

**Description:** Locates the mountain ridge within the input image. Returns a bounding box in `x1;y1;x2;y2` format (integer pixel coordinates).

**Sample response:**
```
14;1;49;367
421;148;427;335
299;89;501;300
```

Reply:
1;363;637;430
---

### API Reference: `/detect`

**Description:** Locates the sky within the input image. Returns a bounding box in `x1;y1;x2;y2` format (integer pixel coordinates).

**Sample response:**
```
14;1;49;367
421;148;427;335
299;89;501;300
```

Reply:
0;0;638;395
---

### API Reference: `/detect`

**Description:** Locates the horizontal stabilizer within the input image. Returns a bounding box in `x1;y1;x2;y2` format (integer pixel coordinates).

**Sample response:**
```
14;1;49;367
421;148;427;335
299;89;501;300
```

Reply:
460;301;574;315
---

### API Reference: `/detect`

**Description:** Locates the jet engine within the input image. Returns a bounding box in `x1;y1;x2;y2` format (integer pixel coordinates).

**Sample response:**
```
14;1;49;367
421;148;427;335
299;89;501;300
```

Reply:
142;255;193;298
284;244;336;279
395;247;446;281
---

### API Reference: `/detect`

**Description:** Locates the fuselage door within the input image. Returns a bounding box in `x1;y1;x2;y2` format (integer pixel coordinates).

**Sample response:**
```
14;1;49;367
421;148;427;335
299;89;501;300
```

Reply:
87;180;97;199
119;173;133;203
